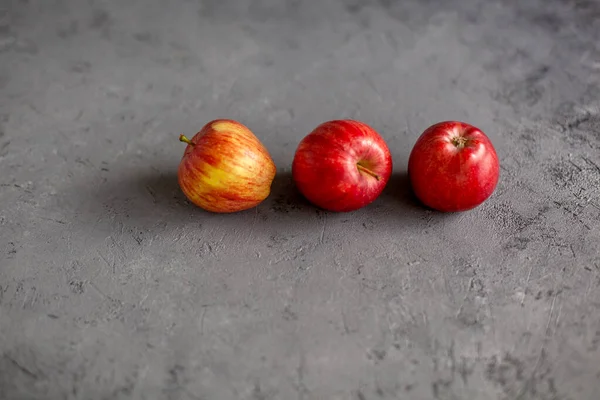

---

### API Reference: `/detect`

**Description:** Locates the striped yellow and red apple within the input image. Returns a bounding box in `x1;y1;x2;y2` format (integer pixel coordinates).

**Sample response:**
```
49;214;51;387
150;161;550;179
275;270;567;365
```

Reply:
177;119;276;213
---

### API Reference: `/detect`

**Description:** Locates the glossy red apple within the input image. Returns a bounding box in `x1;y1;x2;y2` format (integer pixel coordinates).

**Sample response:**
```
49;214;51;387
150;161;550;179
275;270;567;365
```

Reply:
292;120;392;212
408;121;499;212
178;119;276;213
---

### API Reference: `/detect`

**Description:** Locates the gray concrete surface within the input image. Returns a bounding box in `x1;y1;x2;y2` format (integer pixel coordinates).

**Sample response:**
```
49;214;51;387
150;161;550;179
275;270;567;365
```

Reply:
1;0;600;399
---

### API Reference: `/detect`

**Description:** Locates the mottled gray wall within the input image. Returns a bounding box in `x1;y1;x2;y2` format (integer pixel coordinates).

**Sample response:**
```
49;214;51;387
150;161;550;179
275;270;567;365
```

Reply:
1;0;600;399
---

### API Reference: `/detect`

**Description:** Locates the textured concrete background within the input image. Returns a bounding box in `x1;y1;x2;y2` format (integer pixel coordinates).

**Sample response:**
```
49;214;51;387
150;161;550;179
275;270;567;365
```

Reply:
1;0;600;399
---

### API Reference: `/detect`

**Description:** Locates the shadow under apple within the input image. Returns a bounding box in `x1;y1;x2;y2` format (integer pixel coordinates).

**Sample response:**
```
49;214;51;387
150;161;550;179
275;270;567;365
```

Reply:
261;171;316;215
61;165;459;256
379;171;423;211
379;171;472;224
71;168;317;228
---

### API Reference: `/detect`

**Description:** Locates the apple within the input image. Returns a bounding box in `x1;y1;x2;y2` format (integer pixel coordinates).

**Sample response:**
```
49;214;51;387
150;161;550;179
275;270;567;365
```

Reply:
177;119;277;213
291;120;392;212
408;121;499;212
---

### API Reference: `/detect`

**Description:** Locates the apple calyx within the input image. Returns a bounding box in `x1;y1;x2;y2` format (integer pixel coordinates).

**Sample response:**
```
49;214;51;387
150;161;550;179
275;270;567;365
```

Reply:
179;134;195;146
356;162;380;181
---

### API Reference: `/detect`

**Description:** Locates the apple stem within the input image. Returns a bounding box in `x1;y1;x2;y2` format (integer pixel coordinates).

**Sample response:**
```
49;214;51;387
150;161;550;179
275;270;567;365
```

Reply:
179;134;195;146
357;164;380;181
452;136;468;148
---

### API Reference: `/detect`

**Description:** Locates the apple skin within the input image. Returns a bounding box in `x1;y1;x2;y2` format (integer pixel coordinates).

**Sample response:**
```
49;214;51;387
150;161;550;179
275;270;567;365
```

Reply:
407;121;499;212
177;119;276;213
291;120;393;212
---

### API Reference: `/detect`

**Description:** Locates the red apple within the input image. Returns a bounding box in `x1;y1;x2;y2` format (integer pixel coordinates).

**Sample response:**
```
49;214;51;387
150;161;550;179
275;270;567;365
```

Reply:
408;121;499;212
178;119;276;213
292;120;392;212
